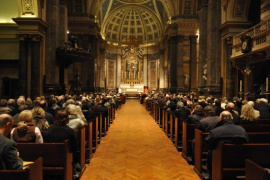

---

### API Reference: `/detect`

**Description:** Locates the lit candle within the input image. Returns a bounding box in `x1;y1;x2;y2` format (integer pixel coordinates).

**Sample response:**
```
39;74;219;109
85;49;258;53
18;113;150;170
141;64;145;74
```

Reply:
266;77;269;92
240;80;242;92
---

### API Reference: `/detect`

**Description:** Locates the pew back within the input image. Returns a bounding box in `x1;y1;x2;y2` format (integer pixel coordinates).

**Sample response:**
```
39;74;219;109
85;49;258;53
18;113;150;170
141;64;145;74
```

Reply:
17;141;73;180
0;157;43;180
212;142;270;180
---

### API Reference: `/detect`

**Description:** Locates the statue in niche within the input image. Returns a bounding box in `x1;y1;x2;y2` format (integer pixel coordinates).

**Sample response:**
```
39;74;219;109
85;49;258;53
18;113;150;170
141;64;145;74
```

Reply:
203;62;207;81
184;74;190;86
234;0;245;16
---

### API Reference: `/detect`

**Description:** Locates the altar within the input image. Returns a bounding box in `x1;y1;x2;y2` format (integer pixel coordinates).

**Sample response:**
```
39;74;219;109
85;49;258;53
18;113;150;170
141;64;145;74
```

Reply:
119;83;144;94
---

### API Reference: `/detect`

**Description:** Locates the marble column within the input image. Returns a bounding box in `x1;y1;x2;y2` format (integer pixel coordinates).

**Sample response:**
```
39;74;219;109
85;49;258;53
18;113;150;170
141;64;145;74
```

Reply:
176;35;184;92
88;35;97;92
190;35;198;92
18;40;28;97
225;38;234;99
45;0;60;84
168;36;178;92
206;0;221;93
99;48;105;89
117;53;121;87
143;54;148;86
159;49;165;89
31;40;42;98
197;0;208;91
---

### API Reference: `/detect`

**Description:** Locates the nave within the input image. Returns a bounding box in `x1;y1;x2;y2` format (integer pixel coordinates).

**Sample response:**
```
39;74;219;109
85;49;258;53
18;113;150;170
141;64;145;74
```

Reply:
81;99;200;180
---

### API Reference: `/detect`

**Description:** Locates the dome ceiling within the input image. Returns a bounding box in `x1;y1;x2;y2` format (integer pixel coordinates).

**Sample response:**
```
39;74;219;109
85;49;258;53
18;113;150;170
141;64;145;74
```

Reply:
98;0;169;45
117;0;151;4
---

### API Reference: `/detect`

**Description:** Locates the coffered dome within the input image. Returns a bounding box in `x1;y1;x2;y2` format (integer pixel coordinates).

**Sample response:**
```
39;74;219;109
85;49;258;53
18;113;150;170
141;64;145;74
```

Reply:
102;5;162;44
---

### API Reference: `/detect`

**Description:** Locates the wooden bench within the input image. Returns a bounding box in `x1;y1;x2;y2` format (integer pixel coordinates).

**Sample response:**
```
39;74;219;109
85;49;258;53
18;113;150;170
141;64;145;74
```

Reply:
182;122;197;163
17;141;73;180
245;159;270;180
0;157;43;180
174;117;183;151
194;129;270;176
85;119;93;163
92;116;99;151
79;126;86;173
169;114;175;142
212;142;270;180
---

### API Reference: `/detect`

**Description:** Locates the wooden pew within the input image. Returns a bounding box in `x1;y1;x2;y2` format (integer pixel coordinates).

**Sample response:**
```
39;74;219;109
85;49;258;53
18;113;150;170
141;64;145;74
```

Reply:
212;142;270;180
155;104;159;124
85;119;93;163
194;129;270;176
169;114;175;142
79;126;86;173
158;107;163;128
245;159;270;180
174;117;183;151
162;110;166;131
181;122;197;163
17;141;73;180
92;116;99;151
0;157;43;180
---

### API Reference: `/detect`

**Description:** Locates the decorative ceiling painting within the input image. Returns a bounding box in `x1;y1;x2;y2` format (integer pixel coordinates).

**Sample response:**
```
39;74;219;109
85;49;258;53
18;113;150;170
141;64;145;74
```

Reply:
97;0;169;45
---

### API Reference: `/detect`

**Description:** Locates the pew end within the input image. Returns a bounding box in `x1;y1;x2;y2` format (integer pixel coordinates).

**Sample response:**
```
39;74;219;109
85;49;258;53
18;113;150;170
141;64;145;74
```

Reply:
0;157;43;180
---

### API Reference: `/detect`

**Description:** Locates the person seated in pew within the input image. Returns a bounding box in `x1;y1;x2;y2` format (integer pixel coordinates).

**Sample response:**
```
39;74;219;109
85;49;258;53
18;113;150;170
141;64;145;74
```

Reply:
0;114;23;170
214;99;223;116
254;98;270;119
10;110;43;143
197;106;220;132
240;104;256;124
247;101;260;119
205;111;248;177
225;102;240;124
174;101;191;120
66;104;87;132
44;110;81;179
187;104;205;124
31;107;49;131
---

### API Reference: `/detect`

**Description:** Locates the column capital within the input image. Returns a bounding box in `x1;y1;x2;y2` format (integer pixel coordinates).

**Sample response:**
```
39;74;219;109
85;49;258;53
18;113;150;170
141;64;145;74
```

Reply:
13;18;48;39
189;35;198;43
16;33;43;41
177;35;185;43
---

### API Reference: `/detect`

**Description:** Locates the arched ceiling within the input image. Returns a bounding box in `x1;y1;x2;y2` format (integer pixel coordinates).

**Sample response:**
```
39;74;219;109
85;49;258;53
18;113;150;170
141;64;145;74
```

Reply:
95;0;171;45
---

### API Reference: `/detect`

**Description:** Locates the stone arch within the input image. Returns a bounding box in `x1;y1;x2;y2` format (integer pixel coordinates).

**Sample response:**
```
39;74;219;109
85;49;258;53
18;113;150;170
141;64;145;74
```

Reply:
89;0;175;18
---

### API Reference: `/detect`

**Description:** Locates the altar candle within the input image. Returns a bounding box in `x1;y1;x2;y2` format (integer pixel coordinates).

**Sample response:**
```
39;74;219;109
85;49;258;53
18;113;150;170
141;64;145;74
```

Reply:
240;80;242;92
266;77;269;92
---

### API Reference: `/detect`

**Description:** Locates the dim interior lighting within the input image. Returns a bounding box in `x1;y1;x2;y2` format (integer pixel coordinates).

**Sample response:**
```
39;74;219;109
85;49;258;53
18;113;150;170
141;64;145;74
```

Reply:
67;30;70;34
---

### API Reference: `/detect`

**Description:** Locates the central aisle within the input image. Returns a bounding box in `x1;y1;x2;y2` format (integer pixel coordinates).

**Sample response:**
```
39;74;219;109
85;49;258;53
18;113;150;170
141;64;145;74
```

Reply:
81;99;200;180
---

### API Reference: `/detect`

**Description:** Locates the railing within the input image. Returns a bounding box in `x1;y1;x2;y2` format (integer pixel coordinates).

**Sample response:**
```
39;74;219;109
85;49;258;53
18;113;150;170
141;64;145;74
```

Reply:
231;18;270;59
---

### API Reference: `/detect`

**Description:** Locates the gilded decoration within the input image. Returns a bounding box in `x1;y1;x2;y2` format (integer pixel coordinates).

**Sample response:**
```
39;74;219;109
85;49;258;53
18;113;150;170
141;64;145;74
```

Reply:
121;46;143;84
22;0;34;15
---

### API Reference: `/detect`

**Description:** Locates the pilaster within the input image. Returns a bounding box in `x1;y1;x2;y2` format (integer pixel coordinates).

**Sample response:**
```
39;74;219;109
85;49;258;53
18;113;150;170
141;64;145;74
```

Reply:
13;18;47;98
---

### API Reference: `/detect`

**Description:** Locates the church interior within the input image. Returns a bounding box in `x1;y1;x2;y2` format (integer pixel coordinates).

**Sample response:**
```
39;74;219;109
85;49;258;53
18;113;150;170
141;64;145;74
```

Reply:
1;0;270;180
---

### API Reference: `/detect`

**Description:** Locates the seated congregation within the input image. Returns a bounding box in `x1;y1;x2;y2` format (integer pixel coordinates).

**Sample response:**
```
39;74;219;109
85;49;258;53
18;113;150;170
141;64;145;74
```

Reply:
0;93;125;180
142;93;270;180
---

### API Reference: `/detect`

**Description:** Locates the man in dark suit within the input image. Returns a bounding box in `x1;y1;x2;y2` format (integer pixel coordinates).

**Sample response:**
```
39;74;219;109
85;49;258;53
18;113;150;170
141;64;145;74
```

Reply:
197;106;220;132
0;114;23;170
205;111;248;176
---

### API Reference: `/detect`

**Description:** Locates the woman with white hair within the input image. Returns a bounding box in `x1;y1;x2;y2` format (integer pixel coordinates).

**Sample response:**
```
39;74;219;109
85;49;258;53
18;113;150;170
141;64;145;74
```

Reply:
66;104;87;132
247;101;260;119
254;98;270;119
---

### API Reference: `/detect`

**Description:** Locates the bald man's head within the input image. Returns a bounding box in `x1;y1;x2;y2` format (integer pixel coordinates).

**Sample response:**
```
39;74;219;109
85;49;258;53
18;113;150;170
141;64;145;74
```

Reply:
226;102;235;111
0;114;12;128
220;111;233;120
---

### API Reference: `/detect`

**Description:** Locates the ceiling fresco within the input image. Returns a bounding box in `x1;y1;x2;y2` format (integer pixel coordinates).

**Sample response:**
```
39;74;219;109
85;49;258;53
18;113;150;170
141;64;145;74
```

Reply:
98;0;169;45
